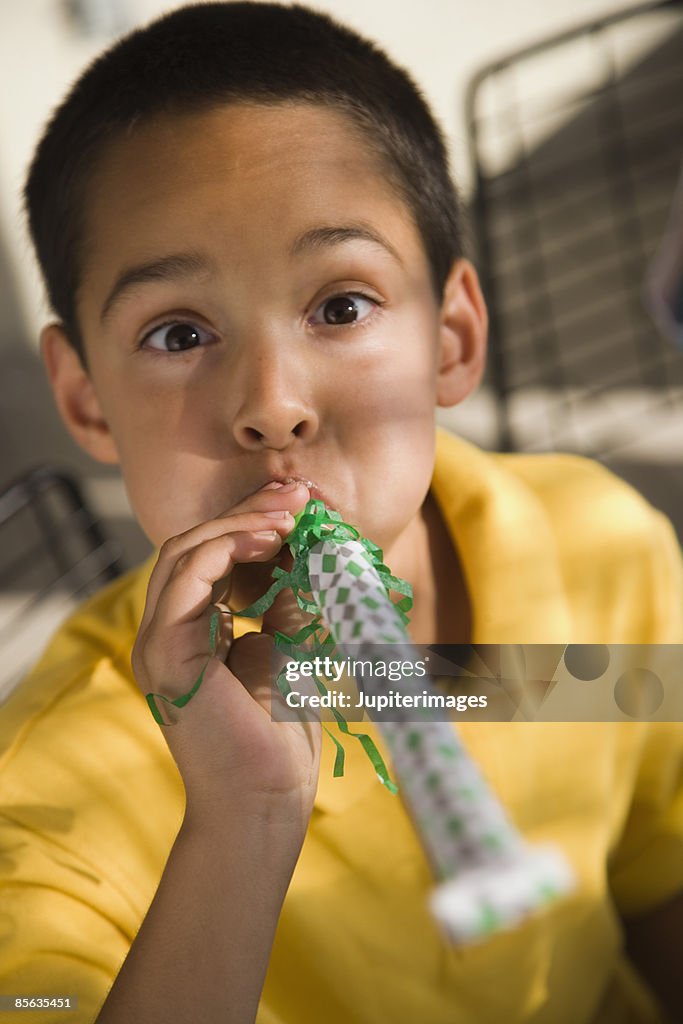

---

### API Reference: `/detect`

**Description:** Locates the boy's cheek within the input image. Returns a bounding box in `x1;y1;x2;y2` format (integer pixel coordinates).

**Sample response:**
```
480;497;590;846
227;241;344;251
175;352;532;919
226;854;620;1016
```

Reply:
118;456;227;545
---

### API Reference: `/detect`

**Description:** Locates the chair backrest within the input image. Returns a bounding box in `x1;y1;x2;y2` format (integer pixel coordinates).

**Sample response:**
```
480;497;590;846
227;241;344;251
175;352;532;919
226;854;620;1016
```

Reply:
0;466;123;703
465;0;683;457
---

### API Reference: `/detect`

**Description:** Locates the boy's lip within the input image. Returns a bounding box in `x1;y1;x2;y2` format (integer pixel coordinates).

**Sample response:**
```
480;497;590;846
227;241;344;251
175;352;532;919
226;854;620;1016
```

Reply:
263;475;331;507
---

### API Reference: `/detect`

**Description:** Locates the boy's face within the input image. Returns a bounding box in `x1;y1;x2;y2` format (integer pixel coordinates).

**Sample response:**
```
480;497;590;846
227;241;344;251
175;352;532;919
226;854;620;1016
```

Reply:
49;102;485;555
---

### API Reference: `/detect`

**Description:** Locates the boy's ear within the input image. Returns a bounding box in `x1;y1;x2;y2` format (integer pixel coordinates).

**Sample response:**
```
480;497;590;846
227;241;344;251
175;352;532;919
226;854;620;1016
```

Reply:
40;323;120;465
435;258;488;407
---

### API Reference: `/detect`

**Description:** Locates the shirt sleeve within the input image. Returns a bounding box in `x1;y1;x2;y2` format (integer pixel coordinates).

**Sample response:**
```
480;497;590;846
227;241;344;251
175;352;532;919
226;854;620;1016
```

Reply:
0;640;182;1023
0;818;127;1023
0;558;184;1022
608;510;683;917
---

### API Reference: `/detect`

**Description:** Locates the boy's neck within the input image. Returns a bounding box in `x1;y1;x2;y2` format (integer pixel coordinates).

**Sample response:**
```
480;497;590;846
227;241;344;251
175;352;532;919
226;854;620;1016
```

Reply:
389;491;472;646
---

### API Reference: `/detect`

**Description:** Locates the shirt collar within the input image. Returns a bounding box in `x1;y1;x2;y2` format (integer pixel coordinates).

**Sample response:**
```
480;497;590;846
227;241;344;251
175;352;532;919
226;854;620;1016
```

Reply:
315;428;573;814
431;427;572;645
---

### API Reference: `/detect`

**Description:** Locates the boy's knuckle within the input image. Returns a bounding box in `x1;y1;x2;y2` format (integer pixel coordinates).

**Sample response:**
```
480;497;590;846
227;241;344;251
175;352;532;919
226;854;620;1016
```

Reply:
131;643;153;686
171;547;200;578
158;536;181;563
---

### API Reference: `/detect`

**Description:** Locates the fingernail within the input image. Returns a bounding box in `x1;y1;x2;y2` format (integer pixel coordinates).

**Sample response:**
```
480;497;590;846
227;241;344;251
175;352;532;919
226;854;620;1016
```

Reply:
279;481;301;492
262;481;285;490
264;510;292;519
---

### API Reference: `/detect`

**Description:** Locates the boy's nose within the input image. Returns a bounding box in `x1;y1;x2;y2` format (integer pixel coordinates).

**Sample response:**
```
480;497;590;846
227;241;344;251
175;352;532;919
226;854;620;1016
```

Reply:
231;352;319;451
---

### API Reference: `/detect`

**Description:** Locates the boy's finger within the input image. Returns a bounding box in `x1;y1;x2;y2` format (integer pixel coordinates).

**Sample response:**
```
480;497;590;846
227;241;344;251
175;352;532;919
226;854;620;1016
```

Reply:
152;529;284;630
139;511;294;632
226;632;276;707
138;482;308;628
222;479;309;520
227;538;295;610
133;603;234;695
157;481;306;571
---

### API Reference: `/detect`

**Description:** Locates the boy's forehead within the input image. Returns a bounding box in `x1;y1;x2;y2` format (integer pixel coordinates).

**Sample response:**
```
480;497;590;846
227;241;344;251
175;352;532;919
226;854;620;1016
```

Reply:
79;101;429;313
87;102;404;233
110;101;378;170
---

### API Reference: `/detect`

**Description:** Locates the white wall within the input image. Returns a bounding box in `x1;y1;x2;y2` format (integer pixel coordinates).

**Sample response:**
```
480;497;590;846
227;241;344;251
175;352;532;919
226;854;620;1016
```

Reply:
0;0;657;343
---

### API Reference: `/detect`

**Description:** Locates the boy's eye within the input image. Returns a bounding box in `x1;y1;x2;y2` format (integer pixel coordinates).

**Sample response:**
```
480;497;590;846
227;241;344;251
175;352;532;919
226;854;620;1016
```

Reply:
310;293;376;326
141;321;215;352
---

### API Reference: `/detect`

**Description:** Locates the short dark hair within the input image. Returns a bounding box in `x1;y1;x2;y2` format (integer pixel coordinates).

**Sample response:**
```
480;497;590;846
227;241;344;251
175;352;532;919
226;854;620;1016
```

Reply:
24;1;465;362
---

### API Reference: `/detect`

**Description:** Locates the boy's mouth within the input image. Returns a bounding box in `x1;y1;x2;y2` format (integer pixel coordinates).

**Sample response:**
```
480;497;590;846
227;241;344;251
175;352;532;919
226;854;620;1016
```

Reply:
265;475;331;507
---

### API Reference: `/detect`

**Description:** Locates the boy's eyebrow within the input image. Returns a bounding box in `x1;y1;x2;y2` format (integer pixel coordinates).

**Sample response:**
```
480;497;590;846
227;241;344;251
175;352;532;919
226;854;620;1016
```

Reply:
100;225;401;323
289;223;404;265
100;251;212;323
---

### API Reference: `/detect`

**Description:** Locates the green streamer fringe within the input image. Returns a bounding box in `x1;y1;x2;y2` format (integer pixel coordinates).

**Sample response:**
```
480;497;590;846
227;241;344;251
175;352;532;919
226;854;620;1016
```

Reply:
146;609;221;725
146;499;412;794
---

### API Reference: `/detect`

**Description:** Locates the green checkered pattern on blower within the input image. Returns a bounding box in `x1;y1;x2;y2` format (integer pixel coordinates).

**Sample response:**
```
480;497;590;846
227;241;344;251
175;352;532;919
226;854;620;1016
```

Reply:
307;535;574;942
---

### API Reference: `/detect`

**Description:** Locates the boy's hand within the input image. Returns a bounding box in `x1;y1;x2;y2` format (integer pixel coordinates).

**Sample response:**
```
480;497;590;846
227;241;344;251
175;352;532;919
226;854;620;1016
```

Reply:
132;481;321;833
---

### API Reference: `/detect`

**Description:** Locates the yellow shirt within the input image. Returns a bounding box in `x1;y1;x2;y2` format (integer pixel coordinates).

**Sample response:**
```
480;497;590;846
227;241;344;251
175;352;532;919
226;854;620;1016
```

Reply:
1;430;682;1023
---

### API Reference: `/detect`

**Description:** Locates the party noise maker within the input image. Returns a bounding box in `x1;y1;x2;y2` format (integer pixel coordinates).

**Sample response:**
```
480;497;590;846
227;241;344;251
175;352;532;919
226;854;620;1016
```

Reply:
148;499;575;945
241;500;576;944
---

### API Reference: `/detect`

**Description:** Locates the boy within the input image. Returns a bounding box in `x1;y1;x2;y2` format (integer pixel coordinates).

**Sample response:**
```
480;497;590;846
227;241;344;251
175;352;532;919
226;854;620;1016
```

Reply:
3;3;683;1021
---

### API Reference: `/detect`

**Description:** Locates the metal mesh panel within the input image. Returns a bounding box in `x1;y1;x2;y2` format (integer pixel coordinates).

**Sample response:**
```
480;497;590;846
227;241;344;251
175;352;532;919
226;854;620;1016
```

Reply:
465;0;683;499
0;467;123;702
